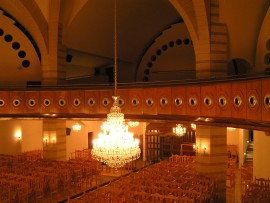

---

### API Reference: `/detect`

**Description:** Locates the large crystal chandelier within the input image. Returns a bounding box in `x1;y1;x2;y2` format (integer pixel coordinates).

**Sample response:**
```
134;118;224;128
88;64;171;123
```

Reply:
173;124;186;136
91;0;140;168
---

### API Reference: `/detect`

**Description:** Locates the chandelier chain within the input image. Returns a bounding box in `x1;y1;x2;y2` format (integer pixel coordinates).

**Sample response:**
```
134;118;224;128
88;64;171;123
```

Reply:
114;0;117;96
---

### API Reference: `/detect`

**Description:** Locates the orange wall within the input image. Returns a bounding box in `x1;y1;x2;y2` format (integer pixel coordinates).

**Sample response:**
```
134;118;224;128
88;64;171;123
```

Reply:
21;120;43;152
0;120;22;155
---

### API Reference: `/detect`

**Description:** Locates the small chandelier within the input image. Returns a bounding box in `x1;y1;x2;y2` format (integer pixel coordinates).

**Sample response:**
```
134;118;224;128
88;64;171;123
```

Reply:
72;123;82;131
191;123;196;130
91;0;140;168
128;121;139;128
173;124;186;136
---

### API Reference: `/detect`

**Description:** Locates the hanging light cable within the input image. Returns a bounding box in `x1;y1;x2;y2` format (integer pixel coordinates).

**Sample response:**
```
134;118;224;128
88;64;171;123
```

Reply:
91;0;141;168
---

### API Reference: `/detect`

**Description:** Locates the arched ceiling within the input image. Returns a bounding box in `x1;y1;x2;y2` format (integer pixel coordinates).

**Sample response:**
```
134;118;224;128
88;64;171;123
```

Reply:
62;0;182;64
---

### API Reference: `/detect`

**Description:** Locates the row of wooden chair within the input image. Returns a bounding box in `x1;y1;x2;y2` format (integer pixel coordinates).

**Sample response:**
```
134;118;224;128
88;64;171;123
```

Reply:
242;177;270;203
0;150;103;202
69;156;216;203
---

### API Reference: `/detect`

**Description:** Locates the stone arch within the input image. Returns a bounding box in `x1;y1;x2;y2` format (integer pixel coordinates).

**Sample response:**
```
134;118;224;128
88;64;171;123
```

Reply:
10;0;49;59
170;0;217;79
169;0;200;54
170;0;229;79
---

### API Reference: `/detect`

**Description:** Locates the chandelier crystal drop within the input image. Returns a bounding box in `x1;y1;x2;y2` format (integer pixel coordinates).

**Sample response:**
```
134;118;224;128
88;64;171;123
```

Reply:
91;0;140;168
173;124;186;136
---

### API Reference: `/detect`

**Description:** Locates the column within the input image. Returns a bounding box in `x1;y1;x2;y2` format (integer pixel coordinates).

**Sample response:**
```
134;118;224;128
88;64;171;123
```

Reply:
253;130;270;179
43;120;66;160
196;125;227;202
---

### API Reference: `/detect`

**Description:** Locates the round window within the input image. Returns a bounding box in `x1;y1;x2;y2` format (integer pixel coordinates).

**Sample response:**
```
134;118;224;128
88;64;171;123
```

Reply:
118;98;124;106
59;99;66;106
73;98;81;107
160;97;168;106
146;98;154;106
248;95;257;108
28;99;36;107
131;98;139;106
233;96;242;107
264;94;270;109
44;99;51;107
189;97;197;107
13;99;20;107
0;99;5;107
174;97;182;106
88;98;95;106
102;98;110;106
204;96;212;106
218;96;227;107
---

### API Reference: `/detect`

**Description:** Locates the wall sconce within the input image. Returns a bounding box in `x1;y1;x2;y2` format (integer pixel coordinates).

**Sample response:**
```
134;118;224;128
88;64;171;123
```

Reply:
43;136;56;145
202;146;207;154
43;137;48;145
51;137;56;144
14;130;22;141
